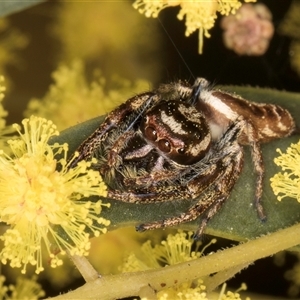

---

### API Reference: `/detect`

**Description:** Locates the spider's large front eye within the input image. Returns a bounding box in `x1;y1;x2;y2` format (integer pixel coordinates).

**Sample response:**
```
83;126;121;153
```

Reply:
158;139;171;153
145;126;157;141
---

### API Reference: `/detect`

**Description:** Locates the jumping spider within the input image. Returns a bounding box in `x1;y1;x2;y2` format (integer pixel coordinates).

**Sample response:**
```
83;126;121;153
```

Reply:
71;78;295;238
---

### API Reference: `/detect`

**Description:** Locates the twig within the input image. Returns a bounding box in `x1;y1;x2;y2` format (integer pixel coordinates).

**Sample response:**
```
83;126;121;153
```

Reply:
68;252;99;282
205;263;250;293
50;222;300;300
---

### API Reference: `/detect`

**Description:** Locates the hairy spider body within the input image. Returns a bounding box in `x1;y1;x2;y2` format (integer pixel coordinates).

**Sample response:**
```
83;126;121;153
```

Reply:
71;78;295;238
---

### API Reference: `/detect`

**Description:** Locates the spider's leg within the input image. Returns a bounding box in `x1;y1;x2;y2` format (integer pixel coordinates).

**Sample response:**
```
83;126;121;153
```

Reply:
69;92;158;167
193;195;229;239
105;131;137;168
109;154;222;202
243;122;266;221
135;187;223;232
213;116;266;221
107;183;191;203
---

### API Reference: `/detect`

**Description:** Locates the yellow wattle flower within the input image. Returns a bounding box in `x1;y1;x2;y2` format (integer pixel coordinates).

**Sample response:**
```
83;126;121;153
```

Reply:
133;0;257;53
270;141;300;202
0;116;110;274
0;76;17;153
0;275;45;299
120;231;215;299
120;230;248;299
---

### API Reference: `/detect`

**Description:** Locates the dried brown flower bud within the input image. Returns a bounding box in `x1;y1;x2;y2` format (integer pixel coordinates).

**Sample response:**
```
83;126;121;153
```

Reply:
221;3;274;56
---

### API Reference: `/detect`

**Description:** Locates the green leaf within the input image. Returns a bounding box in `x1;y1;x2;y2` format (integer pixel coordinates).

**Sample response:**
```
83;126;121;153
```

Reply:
52;86;300;242
0;0;46;17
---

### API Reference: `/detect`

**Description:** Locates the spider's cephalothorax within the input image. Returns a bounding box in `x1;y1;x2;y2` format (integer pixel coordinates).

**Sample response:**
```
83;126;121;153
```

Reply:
71;78;296;238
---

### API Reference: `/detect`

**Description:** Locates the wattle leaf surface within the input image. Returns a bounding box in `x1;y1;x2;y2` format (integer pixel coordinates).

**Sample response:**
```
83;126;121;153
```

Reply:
0;0;46;17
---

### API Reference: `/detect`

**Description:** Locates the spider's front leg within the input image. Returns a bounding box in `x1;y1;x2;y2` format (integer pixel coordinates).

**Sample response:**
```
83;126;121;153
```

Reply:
69;92;159;167
105;131;138;168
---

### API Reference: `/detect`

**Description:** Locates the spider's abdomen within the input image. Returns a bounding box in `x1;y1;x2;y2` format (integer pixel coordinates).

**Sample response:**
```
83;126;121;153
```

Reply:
196;88;295;144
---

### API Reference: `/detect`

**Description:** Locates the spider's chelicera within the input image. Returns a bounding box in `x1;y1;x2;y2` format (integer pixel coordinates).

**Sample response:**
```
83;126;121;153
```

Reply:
71;78;296;238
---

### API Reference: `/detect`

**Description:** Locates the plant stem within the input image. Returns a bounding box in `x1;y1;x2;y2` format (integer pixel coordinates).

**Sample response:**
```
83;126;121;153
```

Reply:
50;222;300;299
205;263;250;292
68;252;99;282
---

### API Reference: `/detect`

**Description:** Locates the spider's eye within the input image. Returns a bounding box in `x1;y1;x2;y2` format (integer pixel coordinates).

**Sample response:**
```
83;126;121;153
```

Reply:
145;126;157;141
177;147;186;154
158;139;171;153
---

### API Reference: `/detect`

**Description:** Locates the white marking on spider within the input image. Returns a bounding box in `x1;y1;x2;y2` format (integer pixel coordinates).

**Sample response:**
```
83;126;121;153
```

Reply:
200;90;238;122
190;133;211;156
160;111;188;135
